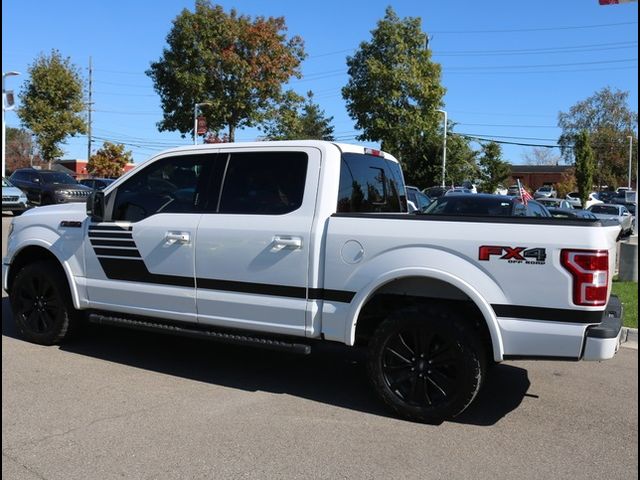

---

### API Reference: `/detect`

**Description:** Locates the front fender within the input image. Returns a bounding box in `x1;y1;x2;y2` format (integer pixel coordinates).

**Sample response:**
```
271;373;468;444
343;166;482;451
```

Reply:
5;223;86;310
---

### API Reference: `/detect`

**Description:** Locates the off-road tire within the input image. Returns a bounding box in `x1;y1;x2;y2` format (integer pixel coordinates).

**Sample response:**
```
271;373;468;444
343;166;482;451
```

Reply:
367;305;485;423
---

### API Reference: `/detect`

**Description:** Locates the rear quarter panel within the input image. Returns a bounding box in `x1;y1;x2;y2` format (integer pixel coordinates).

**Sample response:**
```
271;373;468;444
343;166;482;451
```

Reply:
321;215;619;360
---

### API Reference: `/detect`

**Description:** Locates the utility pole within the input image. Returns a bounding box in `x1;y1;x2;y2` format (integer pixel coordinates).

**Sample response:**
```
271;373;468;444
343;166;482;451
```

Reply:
628;135;633;189
437;109;447;188
87;57;93;163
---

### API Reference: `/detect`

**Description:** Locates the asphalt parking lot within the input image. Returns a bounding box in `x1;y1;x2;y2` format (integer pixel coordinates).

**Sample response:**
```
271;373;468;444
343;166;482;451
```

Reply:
2;213;638;480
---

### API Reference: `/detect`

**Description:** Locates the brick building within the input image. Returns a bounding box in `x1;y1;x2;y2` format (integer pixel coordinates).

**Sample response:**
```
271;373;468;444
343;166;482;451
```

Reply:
56;159;136;179
508;165;574;190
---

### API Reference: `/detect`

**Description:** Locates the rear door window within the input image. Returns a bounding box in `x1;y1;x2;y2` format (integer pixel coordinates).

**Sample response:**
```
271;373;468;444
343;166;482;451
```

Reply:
338;153;405;213
218;151;308;215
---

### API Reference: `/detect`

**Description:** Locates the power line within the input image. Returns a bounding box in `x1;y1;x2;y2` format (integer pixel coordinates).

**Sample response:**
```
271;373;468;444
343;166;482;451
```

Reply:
428;20;637;34
308;40;638;59
94;109;160;116
435;44;638;57
443;65;637;75
457;122;557;128
93;91;157;97
93;79;154;88
446;58;637;70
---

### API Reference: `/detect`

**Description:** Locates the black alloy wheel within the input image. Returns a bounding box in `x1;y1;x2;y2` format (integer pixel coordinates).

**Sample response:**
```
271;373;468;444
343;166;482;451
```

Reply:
10;260;77;345
368;306;485;423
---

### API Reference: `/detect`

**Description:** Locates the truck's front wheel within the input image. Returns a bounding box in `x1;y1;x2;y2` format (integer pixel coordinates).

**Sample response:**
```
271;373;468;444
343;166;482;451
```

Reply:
367;306;485;423
10;260;78;345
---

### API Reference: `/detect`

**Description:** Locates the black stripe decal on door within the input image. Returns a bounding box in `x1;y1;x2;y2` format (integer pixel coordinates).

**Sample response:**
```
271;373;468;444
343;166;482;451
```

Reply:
90;239;138;248
89;224;133;231
97;258;195;288
94;248;141;258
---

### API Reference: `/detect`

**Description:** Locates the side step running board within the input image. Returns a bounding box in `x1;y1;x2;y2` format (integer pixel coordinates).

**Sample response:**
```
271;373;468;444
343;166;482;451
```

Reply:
88;313;312;355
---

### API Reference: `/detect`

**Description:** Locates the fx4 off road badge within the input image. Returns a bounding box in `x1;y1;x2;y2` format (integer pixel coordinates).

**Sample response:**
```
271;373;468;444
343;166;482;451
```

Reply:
478;246;547;265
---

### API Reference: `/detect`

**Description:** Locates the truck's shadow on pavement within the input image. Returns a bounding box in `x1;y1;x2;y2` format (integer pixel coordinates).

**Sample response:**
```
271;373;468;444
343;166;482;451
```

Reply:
2;297;529;426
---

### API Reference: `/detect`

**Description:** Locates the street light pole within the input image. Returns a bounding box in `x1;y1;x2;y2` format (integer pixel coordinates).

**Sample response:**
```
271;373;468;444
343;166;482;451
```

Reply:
193;102;212;145
2;71;20;178
436;109;447;188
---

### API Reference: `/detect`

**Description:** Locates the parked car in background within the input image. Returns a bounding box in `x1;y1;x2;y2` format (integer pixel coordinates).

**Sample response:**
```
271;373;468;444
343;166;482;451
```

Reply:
422;185;447;199
460;181;478;194
2;177;29;215
406;186;431;213
611;190;637;206
587;204;634;236
422;193;551;217
445;187;473;196
566;192;582;208
585;193;604;210
547;208;598;220
566;191;603;209
597;190;616;204
9;169;93;206
537;198;574;210
79;177;116;190
534;185;556;199
493;185;508;195
507;184;532;196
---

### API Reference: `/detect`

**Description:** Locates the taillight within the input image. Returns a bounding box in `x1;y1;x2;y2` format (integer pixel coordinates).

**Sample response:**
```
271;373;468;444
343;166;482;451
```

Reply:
561;249;609;306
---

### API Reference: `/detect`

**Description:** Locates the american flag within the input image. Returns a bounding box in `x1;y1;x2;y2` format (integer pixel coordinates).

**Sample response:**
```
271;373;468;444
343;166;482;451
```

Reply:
517;179;533;205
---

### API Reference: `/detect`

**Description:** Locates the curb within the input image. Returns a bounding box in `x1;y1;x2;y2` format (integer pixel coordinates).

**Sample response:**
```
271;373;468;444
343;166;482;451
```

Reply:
620;327;638;349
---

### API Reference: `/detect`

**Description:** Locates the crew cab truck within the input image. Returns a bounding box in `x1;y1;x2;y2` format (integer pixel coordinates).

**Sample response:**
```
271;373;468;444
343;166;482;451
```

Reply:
3;141;624;423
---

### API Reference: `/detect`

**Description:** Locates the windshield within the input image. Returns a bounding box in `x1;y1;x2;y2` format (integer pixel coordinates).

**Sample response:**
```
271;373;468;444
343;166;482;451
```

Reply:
2;178;12;187
40;172;78;185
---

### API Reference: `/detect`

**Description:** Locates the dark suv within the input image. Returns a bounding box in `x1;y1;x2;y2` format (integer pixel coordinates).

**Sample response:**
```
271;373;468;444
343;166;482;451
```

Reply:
9;169;93;206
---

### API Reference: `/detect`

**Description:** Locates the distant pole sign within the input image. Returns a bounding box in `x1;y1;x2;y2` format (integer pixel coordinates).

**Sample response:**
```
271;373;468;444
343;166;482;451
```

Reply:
196;116;207;135
598;0;636;4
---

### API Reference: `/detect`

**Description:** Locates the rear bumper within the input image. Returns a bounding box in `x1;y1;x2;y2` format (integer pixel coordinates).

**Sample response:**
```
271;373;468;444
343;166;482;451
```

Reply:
582;295;623;361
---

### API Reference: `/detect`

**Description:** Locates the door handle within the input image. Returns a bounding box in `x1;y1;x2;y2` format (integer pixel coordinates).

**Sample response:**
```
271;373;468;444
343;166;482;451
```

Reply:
165;231;191;245
273;235;303;250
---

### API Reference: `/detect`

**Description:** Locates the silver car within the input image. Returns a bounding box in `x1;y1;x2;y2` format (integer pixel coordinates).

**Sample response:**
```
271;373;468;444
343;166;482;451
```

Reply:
2;177;29;215
534;185;556;199
537;198;574;210
587;204;634;236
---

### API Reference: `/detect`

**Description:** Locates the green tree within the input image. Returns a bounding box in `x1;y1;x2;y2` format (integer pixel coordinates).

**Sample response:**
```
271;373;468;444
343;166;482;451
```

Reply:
261;91;334;140
17;50;86;163
574;130;596;208
478;141;510;194
147;0;305;142
87;142;132;178
404;129;477;188
558;87;637;189
342;6;445;166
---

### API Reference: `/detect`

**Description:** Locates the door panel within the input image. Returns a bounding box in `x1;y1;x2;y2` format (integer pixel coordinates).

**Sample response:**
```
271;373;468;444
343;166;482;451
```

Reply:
195;148;321;336
84;215;200;322
83;151;217;322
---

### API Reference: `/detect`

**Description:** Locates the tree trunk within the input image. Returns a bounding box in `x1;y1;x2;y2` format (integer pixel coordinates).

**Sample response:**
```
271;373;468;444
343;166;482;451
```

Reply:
228;124;235;143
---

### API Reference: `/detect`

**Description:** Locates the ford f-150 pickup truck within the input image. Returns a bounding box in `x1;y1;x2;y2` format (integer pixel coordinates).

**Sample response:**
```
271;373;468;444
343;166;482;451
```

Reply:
2;141;624;423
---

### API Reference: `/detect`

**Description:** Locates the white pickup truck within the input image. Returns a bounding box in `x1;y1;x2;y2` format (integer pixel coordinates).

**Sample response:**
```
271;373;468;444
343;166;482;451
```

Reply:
3;141;624;423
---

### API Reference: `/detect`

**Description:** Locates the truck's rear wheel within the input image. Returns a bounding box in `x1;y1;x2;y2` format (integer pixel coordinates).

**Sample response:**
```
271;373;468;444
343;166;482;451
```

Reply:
9;260;77;345
367;305;485;423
